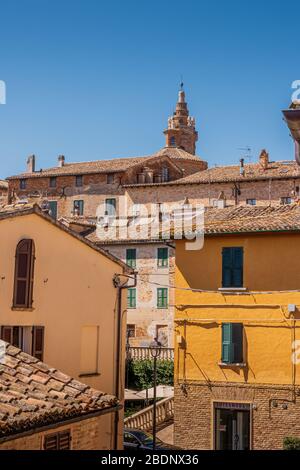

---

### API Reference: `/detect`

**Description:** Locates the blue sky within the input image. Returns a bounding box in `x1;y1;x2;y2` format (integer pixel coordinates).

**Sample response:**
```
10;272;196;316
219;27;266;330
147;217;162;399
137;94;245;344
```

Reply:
0;0;299;178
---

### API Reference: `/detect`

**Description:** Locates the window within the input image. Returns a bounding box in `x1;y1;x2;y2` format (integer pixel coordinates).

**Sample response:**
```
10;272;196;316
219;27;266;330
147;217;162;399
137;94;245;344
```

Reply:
170;136;176;147
126;249;136;269
127;324;136;338
157;288;168;308
105;198;116;216
281;197;292;205
13;239;35;308
49;177;57;188
20;179;26;190
32;326;44;361
48;201;58;219
162;167;169;182
107;173;114;184
44;431;71;450
221;323;243;364
73;200;84;215
127;288;136;309
222;247;243;288
80;326;99;375
157;247;168;268
246;199;256;206
75;175;83;187
1;326;44;360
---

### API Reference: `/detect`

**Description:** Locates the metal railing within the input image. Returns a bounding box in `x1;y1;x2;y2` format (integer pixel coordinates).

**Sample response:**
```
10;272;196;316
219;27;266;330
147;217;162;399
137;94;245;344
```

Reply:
128;347;174;361
124;396;174;431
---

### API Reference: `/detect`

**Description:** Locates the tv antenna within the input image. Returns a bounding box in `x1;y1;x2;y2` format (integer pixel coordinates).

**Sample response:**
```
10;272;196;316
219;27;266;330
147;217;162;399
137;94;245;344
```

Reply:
238;146;252;163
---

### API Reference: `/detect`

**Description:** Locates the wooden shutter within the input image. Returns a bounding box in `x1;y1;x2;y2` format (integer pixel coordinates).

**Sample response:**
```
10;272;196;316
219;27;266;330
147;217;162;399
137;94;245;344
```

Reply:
158;248;168;267
126;249;136;269
1;326;13;343
127;288;136;308
222;248;232;288
222;323;233;363
32;326;44;361
222;323;243;364
222;247;243;288
44;431;71;450
13;239;35;308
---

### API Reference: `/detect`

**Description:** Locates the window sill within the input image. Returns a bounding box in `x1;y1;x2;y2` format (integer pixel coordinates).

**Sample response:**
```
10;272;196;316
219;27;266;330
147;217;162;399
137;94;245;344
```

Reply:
218;362;247;368
11;307;35;312
218;287;247;293
78;373;101;378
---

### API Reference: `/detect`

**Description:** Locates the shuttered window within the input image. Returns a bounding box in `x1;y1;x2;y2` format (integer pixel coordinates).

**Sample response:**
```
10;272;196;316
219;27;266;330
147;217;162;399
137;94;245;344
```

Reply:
157;288;168;308
32;326;44;361
222;247;243;288
13;239;35;308
48;201;58;219
73;200;84;215
127;288;136;309
126;249;136;269
221;323;243;364
157;248;168;268
44;430;71;450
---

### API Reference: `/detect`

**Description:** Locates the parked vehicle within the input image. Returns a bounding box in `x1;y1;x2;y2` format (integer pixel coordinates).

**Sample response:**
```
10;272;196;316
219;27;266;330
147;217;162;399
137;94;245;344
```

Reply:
124;428;180;451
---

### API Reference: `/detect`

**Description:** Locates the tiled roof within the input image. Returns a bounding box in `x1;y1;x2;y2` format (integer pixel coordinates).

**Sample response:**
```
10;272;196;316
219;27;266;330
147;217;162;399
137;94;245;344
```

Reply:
172;204;300;237
0;344;118;439
0;204;132;272
0;180;8;190
175;161;300;185
7;147;204;180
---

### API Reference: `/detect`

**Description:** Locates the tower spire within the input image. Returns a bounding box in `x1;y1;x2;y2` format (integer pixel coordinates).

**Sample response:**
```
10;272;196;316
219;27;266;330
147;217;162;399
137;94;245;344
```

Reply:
164;87;198;155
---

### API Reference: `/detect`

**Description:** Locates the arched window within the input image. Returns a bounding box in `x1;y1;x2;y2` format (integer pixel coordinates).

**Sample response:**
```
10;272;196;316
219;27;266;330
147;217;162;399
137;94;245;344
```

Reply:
13;239;35;308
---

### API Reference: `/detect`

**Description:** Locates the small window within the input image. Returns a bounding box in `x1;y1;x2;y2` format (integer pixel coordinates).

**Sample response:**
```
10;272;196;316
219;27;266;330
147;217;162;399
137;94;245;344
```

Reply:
162;167;169;182
157;247;168;268
49;177;57;188
44;430;71;450
13;239;35;308
73;200;84;215
75;175;83;187
127;324;136;338
221;323;243;364
126;249;136;269
222;247;243;288
127;288;136;309
105;198;116;216
107;174;114;184
48;201;58;219
20;179;26;190
157;288;168;309
281;197;292;205
170;136;176;147
246;199;256;206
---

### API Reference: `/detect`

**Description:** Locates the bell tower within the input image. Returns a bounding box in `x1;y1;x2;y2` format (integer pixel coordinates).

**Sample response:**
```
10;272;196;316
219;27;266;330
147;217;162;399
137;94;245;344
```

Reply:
164;86;198;155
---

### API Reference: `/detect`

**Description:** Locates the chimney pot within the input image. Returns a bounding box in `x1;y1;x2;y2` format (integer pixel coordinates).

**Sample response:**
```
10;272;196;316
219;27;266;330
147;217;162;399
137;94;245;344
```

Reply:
26;155;35;173
259;149;269;170
58;155;65;167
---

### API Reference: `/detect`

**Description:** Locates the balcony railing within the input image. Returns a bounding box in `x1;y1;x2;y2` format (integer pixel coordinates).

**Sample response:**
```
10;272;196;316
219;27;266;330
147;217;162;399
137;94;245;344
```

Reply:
127;347;174;361
124;396;174;431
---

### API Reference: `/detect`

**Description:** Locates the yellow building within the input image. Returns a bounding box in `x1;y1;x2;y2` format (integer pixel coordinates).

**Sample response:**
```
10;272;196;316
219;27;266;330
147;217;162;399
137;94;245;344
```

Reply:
174;204;300;450
0;203;132;449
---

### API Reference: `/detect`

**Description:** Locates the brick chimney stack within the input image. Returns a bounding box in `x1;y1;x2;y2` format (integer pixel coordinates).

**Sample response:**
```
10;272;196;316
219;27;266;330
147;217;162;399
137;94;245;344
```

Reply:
58;155;65;167
26;155;35;173
259;149;269;170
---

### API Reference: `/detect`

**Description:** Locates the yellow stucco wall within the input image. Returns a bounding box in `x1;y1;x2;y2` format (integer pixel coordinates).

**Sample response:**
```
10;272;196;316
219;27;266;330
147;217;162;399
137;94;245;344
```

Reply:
0;213;127;448
175;233;300;386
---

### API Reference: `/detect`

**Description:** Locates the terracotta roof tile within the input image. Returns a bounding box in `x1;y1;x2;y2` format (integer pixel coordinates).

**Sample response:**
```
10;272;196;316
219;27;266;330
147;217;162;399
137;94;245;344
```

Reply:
0;344;119;440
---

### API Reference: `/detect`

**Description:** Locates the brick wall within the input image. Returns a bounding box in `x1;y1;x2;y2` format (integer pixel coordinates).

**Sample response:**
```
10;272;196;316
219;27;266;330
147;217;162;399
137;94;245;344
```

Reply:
0;414;114;450
174;381;300;450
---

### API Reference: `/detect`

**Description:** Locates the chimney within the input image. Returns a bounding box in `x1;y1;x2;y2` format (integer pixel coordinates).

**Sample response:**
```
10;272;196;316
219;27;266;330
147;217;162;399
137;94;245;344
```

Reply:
26;155;35;173
239;158;245;176
217;191;226;209
259;149;269;170
58;155;65;167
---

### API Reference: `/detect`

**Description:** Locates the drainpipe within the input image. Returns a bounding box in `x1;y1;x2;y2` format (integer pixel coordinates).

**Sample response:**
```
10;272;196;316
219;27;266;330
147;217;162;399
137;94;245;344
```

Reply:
112;271;137;450
295;141;300;166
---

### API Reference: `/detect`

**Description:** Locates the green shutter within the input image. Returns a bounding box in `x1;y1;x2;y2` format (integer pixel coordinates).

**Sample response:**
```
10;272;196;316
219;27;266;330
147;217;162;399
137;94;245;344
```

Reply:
222;323;243;364
48;201;57;219
158;248;168;267
127;288;136;309
126;249;136;269
222;247;243;288
157;288;168;308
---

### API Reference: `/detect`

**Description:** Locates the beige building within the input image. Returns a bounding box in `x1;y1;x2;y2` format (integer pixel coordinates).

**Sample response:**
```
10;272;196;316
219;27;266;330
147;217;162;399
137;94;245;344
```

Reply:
0;203;132;449
0;344;119;450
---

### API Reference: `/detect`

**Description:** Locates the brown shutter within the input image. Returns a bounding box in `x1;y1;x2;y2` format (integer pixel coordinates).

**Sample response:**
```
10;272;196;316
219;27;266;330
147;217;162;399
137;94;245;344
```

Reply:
58;431;72;450
44;433;58;450
1;326;13;343
43;431;71;450
13;239;35;308
32;326;44;361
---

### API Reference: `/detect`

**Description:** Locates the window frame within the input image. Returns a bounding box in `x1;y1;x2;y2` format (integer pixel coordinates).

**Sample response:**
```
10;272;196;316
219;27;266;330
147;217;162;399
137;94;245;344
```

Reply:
126;248;137;269
13;239;35;309
105;198;117;216
49;176;57;188
20;179;26;190
157;288;168;309
157;247;168;268
43;430;71;450
75;175;83;187
221;323;244;364
107;173;114;184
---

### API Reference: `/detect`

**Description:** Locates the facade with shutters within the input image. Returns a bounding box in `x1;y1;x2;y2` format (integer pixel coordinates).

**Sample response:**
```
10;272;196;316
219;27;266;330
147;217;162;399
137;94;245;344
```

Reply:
174;205;300;450
0;204;131;449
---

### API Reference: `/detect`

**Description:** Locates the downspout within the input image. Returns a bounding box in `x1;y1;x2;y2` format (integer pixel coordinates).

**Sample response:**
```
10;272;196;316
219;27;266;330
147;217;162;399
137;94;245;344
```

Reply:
295;141;300;166
112;271;137;450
